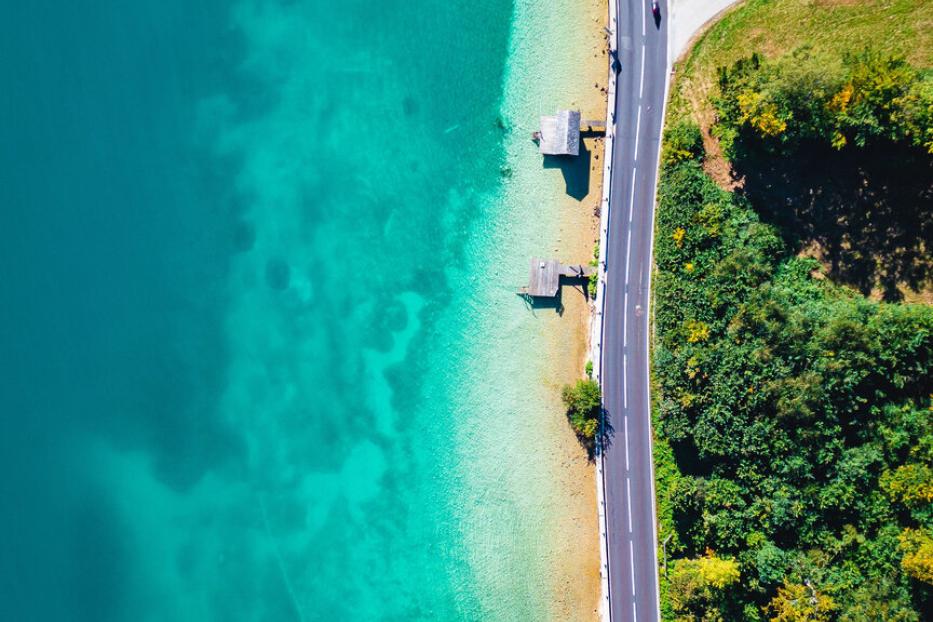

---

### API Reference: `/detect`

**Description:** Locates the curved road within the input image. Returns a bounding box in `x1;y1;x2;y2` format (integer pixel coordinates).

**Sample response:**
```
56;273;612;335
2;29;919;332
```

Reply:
600;0;668;620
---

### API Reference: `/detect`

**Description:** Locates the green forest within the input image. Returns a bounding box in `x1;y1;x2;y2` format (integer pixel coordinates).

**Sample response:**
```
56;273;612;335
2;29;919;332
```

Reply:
653;34;933;622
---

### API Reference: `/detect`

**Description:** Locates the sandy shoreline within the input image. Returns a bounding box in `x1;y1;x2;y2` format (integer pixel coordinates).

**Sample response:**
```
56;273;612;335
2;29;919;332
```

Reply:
541;0;608;619
464;0;610;616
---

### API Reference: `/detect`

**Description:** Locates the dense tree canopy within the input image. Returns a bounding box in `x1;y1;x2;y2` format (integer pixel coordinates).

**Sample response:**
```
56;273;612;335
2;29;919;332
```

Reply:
654;49;933;621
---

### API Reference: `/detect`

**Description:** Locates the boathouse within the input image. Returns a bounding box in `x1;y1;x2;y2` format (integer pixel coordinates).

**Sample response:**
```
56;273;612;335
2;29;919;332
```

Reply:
535;109;581;156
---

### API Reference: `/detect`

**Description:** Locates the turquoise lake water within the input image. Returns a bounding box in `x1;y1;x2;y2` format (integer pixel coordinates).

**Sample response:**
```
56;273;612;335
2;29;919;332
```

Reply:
0;0;602;619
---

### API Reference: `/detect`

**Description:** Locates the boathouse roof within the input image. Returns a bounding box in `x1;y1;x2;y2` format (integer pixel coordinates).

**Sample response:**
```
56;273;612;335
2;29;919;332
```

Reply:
538;110;581;156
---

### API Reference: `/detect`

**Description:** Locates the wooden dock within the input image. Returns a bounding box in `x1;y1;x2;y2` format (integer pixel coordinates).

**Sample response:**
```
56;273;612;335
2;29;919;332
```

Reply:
518;258;594;298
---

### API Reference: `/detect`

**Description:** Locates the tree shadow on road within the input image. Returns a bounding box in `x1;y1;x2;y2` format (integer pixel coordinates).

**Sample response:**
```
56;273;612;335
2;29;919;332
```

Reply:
591;407;616;463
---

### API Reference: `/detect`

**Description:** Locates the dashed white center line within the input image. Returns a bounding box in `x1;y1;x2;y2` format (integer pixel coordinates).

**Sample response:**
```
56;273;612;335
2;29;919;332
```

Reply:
624;415;630;470
629;540;636;595
639;46;646;97
629;168;637;224
634;106;642;157
626;478;633;533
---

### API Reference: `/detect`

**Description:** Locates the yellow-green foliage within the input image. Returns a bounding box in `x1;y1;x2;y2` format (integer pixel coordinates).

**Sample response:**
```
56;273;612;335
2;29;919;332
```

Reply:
900;77;933;153
767;582;836;622
697;554;741;589
882;463;933;506
898;528;933;585
685;320;710;343
672;226;686;248
737;89;788;137
663;120;705;165
695;202;726;239
669;552;740;614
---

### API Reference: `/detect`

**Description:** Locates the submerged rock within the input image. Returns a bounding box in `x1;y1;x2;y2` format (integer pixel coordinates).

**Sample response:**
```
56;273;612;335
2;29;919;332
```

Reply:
402;96;418;116
233;220;256;252
265;258;290;290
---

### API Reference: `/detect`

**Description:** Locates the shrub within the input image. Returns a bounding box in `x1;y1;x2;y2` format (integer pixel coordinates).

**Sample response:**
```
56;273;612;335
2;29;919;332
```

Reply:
663;120;705;165
588;242;600;298
561;378;601;439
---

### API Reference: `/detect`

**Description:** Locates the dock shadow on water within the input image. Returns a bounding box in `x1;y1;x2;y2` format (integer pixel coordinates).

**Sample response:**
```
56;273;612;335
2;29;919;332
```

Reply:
543;141;591;201
520;288;565;316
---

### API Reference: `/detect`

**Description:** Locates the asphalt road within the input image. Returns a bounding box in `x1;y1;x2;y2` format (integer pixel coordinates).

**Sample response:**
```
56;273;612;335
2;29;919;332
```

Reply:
600;1;668;620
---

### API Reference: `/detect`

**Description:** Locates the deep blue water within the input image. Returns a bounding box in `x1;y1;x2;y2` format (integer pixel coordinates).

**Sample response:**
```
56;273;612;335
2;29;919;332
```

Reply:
0;1;528;619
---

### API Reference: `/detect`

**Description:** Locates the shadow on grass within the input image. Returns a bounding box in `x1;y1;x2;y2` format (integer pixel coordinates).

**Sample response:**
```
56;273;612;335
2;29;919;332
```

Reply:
730;135;933;300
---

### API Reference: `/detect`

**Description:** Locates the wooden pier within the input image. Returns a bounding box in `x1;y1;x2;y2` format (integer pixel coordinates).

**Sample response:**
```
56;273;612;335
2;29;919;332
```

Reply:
518;258;594;298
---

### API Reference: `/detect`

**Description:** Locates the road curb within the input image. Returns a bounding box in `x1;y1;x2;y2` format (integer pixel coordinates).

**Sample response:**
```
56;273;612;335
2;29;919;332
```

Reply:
590;0;618;617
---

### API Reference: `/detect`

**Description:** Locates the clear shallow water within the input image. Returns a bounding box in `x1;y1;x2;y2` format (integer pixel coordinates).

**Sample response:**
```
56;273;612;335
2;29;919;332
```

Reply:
0;0;605;618
0;0;594;620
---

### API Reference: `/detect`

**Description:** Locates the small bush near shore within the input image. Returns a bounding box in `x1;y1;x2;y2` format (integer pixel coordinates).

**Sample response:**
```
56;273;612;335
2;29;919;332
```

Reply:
561;378;601;440
588;242;600;298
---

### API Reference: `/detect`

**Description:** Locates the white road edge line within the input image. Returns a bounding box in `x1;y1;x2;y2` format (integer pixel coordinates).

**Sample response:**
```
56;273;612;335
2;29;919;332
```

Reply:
643;18;676;621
